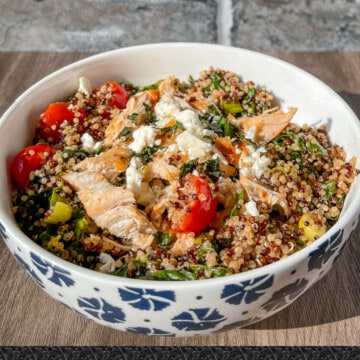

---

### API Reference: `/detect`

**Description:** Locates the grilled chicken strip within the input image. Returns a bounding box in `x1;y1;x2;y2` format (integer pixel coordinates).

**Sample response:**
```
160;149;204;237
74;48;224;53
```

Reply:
73;146;131;183
62;170;156;250
229;107;297;144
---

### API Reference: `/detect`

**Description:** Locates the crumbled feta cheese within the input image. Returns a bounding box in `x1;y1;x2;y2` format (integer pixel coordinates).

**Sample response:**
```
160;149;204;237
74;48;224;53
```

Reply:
81;133;103;153
78;77;92;96
176;130;213;160
241;146;271;178
175;109;212;137
128;125;157;153
245;200;259;217
154;95;181;127
99;253;116;273
126;157;143;196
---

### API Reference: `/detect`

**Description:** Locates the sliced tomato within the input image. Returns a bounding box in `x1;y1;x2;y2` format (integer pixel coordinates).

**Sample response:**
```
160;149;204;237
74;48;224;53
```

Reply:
39;102;87;142
11;144;55;189
171;174;218;233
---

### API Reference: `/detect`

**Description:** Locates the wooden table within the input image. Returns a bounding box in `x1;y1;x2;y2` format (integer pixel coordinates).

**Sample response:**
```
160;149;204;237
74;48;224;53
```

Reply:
0;51;359;347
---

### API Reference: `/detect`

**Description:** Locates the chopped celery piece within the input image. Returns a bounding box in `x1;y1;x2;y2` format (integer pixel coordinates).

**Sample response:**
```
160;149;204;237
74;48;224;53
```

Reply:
222;101;244;115
45;201;73;224
142;79;163;90
49;189;65;207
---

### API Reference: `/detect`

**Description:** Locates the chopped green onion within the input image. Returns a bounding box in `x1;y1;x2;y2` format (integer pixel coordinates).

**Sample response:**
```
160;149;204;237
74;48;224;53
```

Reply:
44;201;72;224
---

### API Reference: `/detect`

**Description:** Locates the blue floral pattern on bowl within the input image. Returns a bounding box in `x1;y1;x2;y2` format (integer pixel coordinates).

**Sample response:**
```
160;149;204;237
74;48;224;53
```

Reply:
221;274;274;305
118;287;176;311
307;229;344;271
262;278;309;312
78;296;126;323
171;308;226;331
13;252;44;289
30;252;75;287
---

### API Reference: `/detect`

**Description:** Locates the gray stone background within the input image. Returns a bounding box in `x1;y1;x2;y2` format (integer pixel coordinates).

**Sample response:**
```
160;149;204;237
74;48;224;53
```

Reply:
0;0;359;52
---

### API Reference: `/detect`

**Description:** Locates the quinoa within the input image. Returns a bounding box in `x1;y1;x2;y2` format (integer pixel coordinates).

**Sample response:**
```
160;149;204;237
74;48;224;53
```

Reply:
10;68;358;280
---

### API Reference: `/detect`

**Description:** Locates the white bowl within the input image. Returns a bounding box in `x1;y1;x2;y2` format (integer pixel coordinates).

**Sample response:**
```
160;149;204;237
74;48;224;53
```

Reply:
1;43;359;336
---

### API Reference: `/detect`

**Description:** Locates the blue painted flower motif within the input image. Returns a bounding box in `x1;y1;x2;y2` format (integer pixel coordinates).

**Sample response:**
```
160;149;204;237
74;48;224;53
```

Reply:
118;287;175;311
78;296;126;323
261;278;308;312
0;222;9;242
221;274;274;305
30;252;75;287
171;308;226;331
14;252;44;288
307;228;344;271
126;327;175;336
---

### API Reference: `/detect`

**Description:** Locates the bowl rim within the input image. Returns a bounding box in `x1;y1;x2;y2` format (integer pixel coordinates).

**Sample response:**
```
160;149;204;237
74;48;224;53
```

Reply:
1;42;360;289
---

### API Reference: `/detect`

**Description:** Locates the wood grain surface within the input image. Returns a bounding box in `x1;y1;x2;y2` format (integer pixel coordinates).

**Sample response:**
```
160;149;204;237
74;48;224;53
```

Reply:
0;51;359;346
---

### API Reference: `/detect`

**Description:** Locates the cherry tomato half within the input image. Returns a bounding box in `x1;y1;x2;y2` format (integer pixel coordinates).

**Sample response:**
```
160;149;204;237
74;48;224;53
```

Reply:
11;144;55;189
106;81;129;109
39;102;87;142
171;173;218;233
93;82;129;118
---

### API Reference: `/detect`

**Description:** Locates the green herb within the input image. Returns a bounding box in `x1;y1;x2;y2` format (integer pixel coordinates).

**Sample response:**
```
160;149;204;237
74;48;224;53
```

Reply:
179;158;199;178
154;231;172;250
133;145;162;163
127;113;138;124
305;135;327;157
325;179;336;201
160;121;184;138
218;116;235;137
62;148;88;160
202;158;224;182
210;72;224;90
113;264;129;277
143;103;156;123
245;87;256;102
117;126;133;141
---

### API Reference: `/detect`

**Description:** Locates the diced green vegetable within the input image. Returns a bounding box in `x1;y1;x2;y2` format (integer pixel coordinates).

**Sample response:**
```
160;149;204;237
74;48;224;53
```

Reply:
142;79;163;90
222;101;244;115
44;201;73;224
